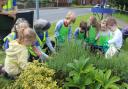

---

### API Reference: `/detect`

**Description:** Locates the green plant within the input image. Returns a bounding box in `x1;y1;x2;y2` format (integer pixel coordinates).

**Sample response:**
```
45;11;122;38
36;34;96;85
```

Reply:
47;42;89;72
64;57;121;89
64;57;95;89
5;61;61;89
119;83;128;89
94;70;120;89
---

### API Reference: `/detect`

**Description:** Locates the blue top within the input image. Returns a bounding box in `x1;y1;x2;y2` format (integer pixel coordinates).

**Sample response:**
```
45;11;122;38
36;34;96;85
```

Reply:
13;0;17;6
54;19;72;41
74;27;80;39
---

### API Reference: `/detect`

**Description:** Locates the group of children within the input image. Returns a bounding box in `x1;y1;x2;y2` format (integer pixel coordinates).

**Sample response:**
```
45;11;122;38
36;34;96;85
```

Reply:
74;16;123;56
0;11;127;79
0;18;56;79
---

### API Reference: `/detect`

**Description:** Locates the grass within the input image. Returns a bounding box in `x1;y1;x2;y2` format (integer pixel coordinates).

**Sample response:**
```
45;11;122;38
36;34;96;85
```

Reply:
114;13;128;23
0;13;128;88
71;4;93;8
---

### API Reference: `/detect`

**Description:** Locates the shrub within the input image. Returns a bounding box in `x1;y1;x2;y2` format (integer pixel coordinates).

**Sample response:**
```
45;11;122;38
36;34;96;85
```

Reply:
47;42;88;72
64;57;121;89
5;61;61;89
47;41;128;83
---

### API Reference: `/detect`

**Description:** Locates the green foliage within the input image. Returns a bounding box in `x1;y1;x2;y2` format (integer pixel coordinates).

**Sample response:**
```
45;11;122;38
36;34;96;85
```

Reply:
64;58;95;89
5;61;61;89
119;83;128;89
94;70;120;89
113;13;128;24
64;57;121;89
0;50;5;64
108;0;128;11
47;42;88;72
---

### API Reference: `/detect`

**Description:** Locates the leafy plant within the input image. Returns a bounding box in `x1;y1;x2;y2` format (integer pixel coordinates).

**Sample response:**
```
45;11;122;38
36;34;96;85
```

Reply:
94;69;120;89
5;61;61;89
64;57;121;89
64;57;95;89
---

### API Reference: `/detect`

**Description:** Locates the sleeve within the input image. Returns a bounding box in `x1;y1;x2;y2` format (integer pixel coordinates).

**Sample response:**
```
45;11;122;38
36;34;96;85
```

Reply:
74;28;79;39
68;26;72;41
45;31;55;52
95;32;100;40
36;46;49;59
34;41;40;46
46;37;55;53
3;39;9;50
54;20;63;37
18;48;28;70
13;0;17;6
108;31;120;44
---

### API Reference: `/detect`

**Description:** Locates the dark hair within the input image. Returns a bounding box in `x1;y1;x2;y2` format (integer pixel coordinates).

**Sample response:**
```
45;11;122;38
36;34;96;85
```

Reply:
79;21;88;38
80;21;87;31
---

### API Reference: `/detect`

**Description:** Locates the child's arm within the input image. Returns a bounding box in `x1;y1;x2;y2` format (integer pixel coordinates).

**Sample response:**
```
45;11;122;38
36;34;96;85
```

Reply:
74;28;79;40
45;32;56;53
54;20;63;38
35;46;49;60
68;26;72;41
108;31;122;44
3;39;9;50
95;33;100;41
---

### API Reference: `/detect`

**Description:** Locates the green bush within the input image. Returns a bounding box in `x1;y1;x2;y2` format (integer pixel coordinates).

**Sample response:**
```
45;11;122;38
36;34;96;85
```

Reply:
47;42;88;72
5;61;61;89
64;57;121;89
47;41;128;83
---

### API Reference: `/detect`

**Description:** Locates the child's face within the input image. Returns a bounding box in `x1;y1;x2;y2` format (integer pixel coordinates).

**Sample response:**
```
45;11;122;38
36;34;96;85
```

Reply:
107;23;115;32
101;21;107;31
0;0;6;6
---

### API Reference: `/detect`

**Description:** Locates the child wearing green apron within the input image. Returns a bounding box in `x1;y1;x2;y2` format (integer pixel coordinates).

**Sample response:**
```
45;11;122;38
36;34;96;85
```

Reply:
55;11;76;48
95;19;111;54
74;21;87;46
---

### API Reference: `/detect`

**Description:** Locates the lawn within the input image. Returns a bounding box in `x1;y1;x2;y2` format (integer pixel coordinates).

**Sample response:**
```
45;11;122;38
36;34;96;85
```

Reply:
0;13;128;88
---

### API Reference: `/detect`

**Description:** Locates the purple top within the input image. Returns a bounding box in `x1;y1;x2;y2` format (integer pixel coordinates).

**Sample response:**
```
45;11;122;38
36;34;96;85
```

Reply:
122;26;128;35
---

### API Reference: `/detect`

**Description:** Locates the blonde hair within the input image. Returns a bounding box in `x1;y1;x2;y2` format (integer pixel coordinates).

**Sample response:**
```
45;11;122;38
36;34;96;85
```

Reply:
106;17;117;26
65;11;76;23
18;28;36;44
101;19;107;23
11;18;29;32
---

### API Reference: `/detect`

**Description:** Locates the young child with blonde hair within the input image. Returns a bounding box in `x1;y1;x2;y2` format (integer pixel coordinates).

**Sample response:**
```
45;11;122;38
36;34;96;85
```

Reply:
55;11;76;47
1;27;36;79
107;17;123;51
95;19;111;54
3;18;29;50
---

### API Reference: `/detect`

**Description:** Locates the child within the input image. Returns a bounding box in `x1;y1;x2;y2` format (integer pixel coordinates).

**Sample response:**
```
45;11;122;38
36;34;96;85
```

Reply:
74;21;88;46
1;27;36;78
55;11;76;47
3;18;29;50
95;19;111;53
86;16;100;45
107;17;123;51
33;19;55;57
